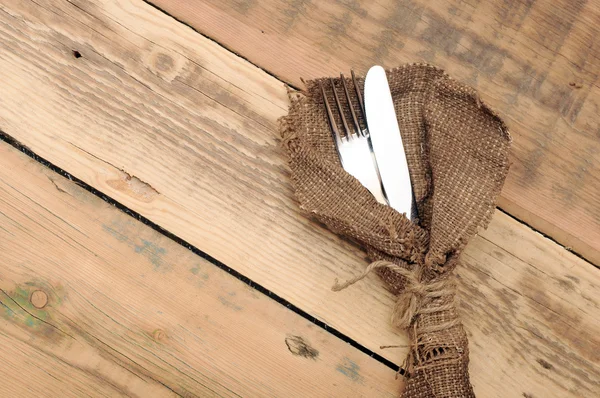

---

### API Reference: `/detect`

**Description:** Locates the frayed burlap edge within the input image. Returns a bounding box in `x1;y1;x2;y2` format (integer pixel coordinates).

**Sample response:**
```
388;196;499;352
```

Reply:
279;63;511;398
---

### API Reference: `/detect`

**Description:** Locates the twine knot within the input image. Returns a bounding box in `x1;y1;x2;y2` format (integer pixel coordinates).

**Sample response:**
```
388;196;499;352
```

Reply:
391;269;425;329
332;260;457;331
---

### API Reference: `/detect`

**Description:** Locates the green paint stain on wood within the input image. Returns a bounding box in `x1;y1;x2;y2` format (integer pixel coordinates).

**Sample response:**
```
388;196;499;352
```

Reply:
190;265;209;279
4;286;50;323
218;296;242;312
336;357;364;383
103;220;170;271
102;223;130;242
0;284;56;331
134;239;167;270
0;297;15;319
190;265;210;286
0;282;69;346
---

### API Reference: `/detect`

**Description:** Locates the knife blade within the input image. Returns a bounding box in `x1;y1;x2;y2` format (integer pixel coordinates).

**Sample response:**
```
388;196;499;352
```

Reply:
364;65;413;219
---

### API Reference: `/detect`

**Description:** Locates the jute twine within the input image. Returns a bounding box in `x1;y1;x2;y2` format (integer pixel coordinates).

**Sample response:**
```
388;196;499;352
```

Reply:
333;260;458;332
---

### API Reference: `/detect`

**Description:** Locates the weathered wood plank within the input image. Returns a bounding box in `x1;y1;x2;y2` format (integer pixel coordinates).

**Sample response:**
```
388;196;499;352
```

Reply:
0;0;411;362
0;142;400;397
0;3;599;397
461;214;600;397
146;0;600;266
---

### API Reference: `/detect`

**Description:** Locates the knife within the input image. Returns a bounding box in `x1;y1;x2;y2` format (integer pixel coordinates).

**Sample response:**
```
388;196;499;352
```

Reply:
364;65;414;219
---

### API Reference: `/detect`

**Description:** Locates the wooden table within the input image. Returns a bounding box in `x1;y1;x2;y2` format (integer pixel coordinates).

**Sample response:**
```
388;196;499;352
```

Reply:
0;0;598;396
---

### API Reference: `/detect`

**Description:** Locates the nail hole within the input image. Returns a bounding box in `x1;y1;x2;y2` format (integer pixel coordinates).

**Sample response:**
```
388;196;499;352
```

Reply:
72;50;82;59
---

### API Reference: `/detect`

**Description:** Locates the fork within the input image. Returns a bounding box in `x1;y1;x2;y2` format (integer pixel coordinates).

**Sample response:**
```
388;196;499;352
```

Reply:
319;71;389;205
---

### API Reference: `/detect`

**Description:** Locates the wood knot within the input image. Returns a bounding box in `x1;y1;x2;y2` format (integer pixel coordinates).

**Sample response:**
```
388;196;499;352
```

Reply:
30;290;48;309
143;46;186;82
285;335;319;360
153;329;167;342
154;53;174;72
569;81;583;89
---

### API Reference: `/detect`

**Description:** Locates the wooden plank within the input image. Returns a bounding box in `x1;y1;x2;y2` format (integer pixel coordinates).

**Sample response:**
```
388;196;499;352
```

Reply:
0;142;400;397
461;213;600;397
2;146;598;398
0;0;410;362
0;5;599;397
145;0;600;266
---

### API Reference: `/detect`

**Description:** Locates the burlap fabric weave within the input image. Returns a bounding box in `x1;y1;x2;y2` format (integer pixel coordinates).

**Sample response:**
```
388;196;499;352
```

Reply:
280;64;511;397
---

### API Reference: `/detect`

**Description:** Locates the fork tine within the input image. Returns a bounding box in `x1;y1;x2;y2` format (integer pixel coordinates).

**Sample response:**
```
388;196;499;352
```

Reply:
340;73;364;137
319;81;343;153
329;78;352;140
351;70;367;130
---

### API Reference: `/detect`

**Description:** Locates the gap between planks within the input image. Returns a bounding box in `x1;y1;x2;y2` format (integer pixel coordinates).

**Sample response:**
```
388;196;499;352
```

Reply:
0;130;400;375
142;0;600;266
141;0;303;92
0;140;400;397
139;0;599;266
0;1;598;396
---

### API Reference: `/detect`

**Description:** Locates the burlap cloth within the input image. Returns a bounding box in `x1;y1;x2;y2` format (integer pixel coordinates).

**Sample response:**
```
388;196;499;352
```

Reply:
279;64;510;397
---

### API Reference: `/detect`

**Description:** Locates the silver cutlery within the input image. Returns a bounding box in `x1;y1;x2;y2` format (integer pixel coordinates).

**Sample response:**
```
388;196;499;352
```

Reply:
364;65;413;219
319;72;388;206
320;67;414;220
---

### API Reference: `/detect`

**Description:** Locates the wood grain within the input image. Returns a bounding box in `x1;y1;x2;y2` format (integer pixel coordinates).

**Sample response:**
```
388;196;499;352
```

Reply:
0;1;599;396
461;214;600;397
0;0;410;362
146;0;600;266
0;142;400;398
